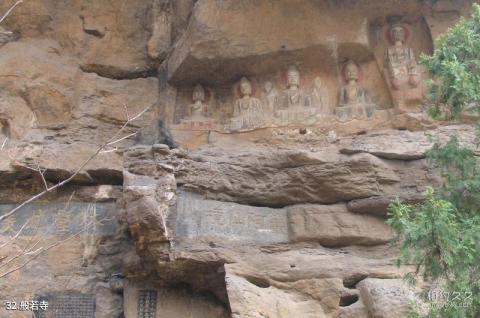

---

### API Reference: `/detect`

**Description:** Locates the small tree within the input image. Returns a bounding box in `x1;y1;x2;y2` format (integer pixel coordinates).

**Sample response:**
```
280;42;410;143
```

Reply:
388;4;480;317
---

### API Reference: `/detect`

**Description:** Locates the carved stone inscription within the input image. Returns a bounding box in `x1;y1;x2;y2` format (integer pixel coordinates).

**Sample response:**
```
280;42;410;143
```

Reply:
138;290;157;318
175;192;289;243
34;292;95;318
0;203;117;236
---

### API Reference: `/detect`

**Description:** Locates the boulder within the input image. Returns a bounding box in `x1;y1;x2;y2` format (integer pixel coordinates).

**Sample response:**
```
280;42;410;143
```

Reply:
358;278;419;318
226;270;326;318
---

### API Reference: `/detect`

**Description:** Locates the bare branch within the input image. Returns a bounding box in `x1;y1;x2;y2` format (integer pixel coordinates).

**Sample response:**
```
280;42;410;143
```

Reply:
0;219;29;249
0;239;41;270
99;147;118;154
129;105;151;122
0;207;102;276
0;0;24;25
0;104;152;223
1;137;7;150
106;131;138;146
0;229;84;279
35;160;48;191
123;104;130;121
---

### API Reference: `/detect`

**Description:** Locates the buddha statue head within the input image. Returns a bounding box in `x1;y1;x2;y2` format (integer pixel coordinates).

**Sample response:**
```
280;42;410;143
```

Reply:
287;65;300;89
345;60;359;82
264;81;273;93
390;24;406;45
192;84;206;102
239;77;252;97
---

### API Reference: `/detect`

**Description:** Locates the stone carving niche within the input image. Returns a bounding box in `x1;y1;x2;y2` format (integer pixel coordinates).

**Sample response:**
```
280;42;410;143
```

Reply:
172;64;343;133
229;77;266;130
383;24;424;112
177;84;217;130
336;60;376;122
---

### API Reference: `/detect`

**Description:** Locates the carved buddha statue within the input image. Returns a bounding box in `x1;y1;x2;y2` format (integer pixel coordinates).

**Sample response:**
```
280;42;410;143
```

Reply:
384;24;423;112
263;81;278;114
188;84;208;119
340;61;368;106
230;77;264;130
273;65;319;125
312;76;330;114
337;60;375;121
178;84;215;130
280;65;311;109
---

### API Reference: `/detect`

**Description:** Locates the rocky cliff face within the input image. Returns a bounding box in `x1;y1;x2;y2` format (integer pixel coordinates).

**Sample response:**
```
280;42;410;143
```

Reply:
0;0;475;317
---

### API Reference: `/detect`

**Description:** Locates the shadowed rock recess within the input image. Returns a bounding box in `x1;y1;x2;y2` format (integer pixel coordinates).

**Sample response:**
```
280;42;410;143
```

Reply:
0;0;475;317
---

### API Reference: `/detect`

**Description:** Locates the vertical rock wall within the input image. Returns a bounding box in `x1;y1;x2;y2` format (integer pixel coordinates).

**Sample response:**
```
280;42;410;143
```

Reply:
0;0;476;317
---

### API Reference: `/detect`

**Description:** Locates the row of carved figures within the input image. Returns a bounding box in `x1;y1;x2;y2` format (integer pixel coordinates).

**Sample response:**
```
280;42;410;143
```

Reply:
177;24;423;130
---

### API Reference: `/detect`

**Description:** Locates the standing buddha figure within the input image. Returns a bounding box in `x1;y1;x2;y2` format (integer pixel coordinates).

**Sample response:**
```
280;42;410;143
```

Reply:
337;60;375;121
384;24;423;112
188;84;208;119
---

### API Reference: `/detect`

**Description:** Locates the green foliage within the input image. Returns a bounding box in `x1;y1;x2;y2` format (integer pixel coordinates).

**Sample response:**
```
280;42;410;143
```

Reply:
388;5;480;317
388;178;480;317
420;4;480;118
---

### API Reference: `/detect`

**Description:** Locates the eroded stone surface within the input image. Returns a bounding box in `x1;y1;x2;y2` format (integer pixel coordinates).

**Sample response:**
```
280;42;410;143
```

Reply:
340;124;478;160
358;278;419;318
288;204;394;247
176;192;289;244
0;0;476;317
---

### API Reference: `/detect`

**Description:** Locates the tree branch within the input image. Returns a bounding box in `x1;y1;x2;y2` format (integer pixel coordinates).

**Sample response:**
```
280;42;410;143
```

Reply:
0;229;84;279
0;104;151;223
0;0;24;25
1;137;7;150
0;219;29;249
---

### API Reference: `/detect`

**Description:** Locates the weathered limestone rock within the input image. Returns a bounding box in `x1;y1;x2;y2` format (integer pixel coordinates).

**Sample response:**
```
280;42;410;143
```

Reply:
0;95;35;140
0;26;17;47
0;0;51;38
147;0;173;62
78;0;155;78
0;0;156;79
358;278;419;318
73;72;159;125
346;194;423;216
175;192;290;244
226;270;327;318
9;142;123;184
340;124;478;160
171;146;401;206
0;39;77;129
0;201;128;318
168;0;384;84
288;204;394;247
175;193;392;247
124;281;228;318
123;145;176;251
0;1;477;317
